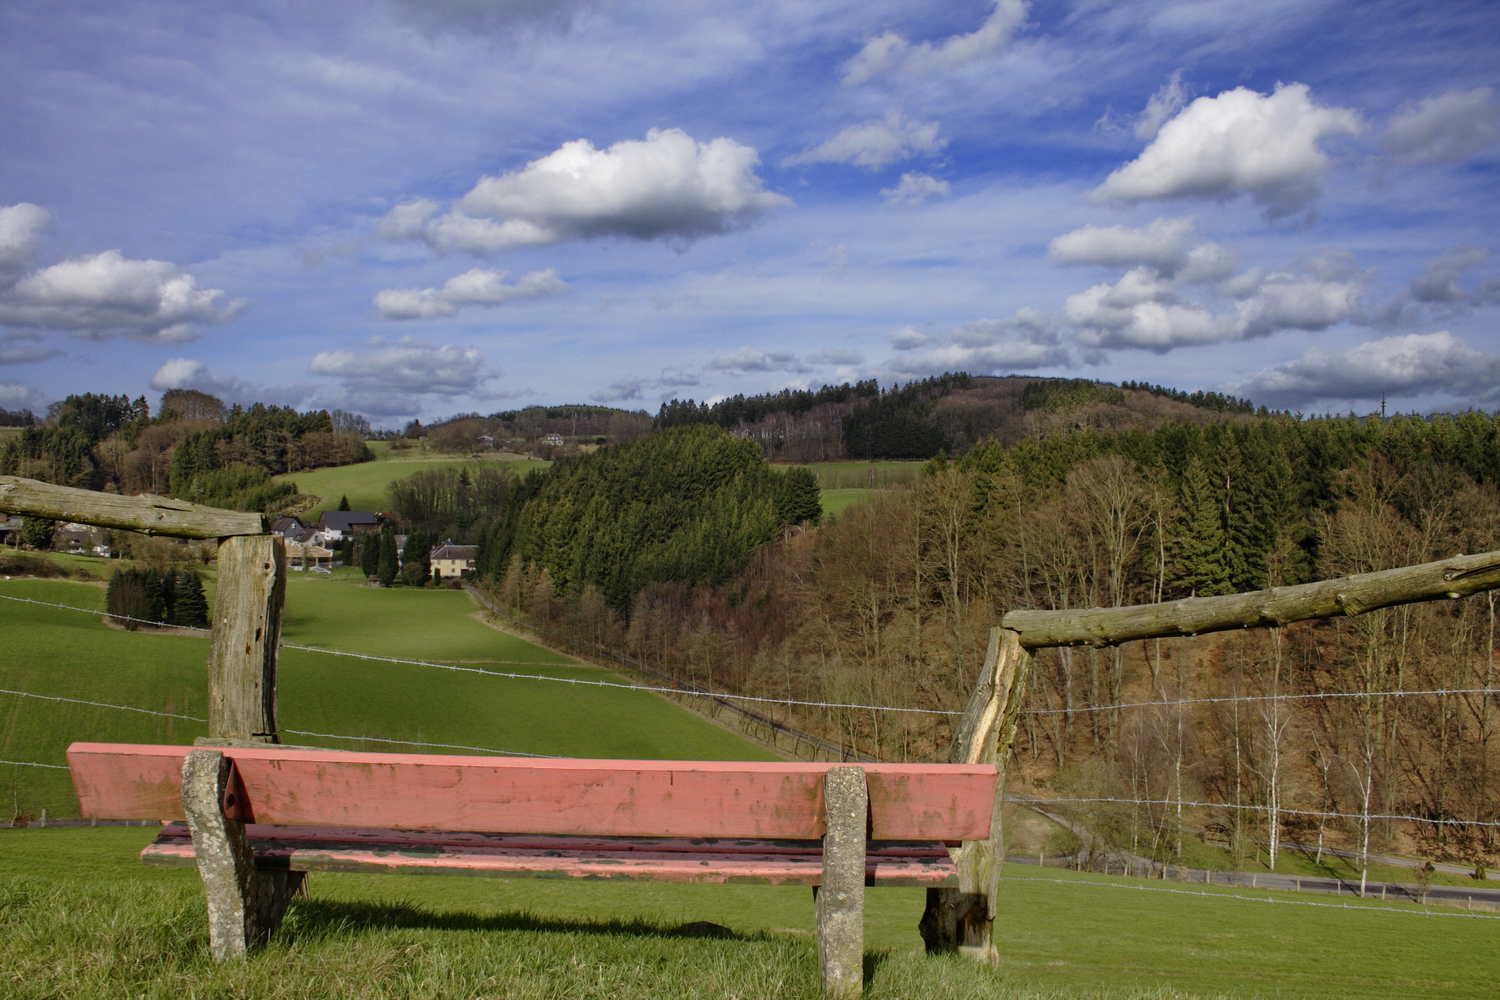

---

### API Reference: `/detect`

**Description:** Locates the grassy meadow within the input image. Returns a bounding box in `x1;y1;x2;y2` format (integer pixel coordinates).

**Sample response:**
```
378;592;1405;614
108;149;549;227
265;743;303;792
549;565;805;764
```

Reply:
0;569;775;820
275;451;550;514
5;555;1497;997
2;825;1497;999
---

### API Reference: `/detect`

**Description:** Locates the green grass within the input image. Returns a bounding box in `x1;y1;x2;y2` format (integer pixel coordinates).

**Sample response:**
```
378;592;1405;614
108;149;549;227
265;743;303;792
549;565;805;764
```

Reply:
2;827;1497;999
796;461;924;490
0;573;775;820
820;487;879;516
276;454;550;515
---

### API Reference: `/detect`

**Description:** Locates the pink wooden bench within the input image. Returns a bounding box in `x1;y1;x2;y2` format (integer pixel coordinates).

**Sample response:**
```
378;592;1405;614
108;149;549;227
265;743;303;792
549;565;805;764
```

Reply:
68;742;997;995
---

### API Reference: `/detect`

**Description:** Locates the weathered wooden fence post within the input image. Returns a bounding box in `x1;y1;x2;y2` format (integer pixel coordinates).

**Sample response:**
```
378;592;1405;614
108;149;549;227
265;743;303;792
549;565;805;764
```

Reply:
206;534;286;742
819;765;868;996
919;627;1032;960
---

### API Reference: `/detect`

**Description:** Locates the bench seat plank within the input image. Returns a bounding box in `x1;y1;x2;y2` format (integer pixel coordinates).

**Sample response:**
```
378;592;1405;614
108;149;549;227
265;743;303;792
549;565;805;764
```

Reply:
141;823;961;887
69;743;996;841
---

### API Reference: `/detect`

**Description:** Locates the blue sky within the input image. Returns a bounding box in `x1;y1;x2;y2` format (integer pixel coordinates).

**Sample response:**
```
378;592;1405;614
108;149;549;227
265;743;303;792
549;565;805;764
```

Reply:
2;0;1497;426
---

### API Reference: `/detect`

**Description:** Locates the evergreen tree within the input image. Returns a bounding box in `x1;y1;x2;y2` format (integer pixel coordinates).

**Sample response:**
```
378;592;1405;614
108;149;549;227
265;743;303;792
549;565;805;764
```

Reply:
777;466;823;526
338;494;351;511
172;571;210;628
402;528;430;585
20;517;54;550
1173;454;1230;596
360;532;380;578
377;523;398;587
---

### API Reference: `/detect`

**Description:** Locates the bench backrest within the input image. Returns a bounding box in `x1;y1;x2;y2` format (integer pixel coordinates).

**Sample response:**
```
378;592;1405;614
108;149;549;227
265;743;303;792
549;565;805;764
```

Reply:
68;743;996;841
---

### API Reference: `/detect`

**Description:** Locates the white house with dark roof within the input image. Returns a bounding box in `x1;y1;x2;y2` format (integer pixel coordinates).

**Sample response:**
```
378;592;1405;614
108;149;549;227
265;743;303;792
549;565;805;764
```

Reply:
315;510;381;543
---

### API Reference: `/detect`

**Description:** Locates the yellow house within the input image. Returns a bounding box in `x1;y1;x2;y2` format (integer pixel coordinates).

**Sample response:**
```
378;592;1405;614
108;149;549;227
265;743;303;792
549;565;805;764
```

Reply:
430;541;477;580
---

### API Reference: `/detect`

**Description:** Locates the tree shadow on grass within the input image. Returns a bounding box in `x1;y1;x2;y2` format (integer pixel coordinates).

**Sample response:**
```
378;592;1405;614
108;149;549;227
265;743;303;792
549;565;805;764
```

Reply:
281;897;770;945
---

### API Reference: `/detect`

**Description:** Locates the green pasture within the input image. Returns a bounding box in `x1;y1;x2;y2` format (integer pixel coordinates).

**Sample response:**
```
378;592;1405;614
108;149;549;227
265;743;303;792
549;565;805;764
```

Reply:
2;827;1496;999
275;454;549;515
819;487;878;516
796;460;924;490
0;572;774;820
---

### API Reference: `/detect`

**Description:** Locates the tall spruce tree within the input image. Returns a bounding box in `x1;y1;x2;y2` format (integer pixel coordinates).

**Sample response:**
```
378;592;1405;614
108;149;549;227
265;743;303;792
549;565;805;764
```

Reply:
360;532;380;578
172;571;210;628
338;495;351;511
1174;453;1230;596
377;523;398;586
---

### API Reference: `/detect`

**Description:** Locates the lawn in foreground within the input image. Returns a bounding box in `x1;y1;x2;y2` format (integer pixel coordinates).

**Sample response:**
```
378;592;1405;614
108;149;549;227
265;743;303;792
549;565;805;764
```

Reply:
2;826;1496;999
0;573;773;818
275;455;549;514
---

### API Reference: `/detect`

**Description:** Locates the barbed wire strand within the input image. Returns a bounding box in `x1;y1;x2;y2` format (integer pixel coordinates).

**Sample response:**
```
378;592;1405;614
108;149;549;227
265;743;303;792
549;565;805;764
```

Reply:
5;592;1498;728
0;687;557;760
1;759;69;770
1005;873;1500;920
1011;795;1500;829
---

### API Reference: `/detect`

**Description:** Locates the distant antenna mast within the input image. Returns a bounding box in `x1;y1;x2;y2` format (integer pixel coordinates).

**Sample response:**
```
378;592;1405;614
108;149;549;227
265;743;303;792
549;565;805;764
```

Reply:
1381;393;1386;420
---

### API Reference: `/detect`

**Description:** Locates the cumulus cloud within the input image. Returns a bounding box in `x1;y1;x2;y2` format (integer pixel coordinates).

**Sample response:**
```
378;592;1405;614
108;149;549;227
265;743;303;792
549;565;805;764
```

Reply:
881;172;950;206
383;129;789;254
875;310;1067;380
785;112;944;170
0;381;45;411
0;203;51;279
807;347;864;366
1093;84;1362;219
1048;216;1234;279
1136;70;1188;141
1228;331;1500;408
308;338;492;415
708;346;806;373
0;243;243;343
889;326;933;350
1383;87;1500;165
148;358;313;408
843;0;1027;85
1065;251;1365;353
374;267;567;319
0;332;64;365
590;378;644;403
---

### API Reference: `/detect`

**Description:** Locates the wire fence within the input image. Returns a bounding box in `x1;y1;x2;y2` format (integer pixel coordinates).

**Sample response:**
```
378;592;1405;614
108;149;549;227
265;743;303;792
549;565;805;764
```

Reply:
5;589;1500;829
1004;872;1500;920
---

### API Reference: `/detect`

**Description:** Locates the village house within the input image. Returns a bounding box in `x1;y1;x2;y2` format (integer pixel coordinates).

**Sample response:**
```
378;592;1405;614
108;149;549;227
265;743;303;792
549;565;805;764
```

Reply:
542;432;564;447
430;540;477;580
269;515;309;537
315;510;380;544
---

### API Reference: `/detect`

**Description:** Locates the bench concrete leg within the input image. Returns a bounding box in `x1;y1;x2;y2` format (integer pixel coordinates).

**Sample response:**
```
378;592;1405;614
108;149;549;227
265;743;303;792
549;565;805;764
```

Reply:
818;765;867;996
181;749;303;961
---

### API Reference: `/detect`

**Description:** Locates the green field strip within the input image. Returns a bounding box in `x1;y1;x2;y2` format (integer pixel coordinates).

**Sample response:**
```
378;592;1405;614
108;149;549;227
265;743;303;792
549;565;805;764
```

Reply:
274;455;550;514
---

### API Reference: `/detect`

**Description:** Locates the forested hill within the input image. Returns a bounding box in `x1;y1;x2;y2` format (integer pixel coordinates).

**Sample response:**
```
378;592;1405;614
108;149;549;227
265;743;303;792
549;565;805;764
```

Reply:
477;424;821;609
655;374;1264;463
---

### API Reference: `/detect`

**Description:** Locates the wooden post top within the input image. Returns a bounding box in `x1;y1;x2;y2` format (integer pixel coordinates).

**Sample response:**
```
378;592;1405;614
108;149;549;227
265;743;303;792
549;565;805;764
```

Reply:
0;475;266;538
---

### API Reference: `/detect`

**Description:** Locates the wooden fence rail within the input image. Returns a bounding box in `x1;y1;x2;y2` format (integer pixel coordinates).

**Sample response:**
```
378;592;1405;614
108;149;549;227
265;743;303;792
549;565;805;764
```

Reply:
0;475;265;539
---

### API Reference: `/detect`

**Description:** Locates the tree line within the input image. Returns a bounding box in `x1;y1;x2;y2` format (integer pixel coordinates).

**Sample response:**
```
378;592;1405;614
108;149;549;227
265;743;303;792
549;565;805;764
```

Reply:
477;407;1500;871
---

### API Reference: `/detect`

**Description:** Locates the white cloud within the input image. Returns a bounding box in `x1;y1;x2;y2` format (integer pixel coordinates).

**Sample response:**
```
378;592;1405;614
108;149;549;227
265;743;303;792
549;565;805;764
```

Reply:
308;338;492;415
1093;84;1362;218
881;172;950;206
0;249;244;342
807;347;864;366
1062;245;1364;353
843;0;1028;85
888;326;933;351
149;358;313;408
375;267;568;319
708;346;806;373
1229;331;1500;408
785;112;944;170
0;203;51;278
1408;245;1496;305
0;381;45;411
1136;70;1187;141
1383;87;1500;165
590;378;644;403
1051;217;1203;275
385;129;790;254
875;310;1067;380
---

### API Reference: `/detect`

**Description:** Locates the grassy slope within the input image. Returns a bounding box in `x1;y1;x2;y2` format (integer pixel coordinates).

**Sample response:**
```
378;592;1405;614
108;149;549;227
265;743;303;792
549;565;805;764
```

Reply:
275;453;550;514
2;827;1497;999
820;488;877;516
0;571;774;818
796;460;924;490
